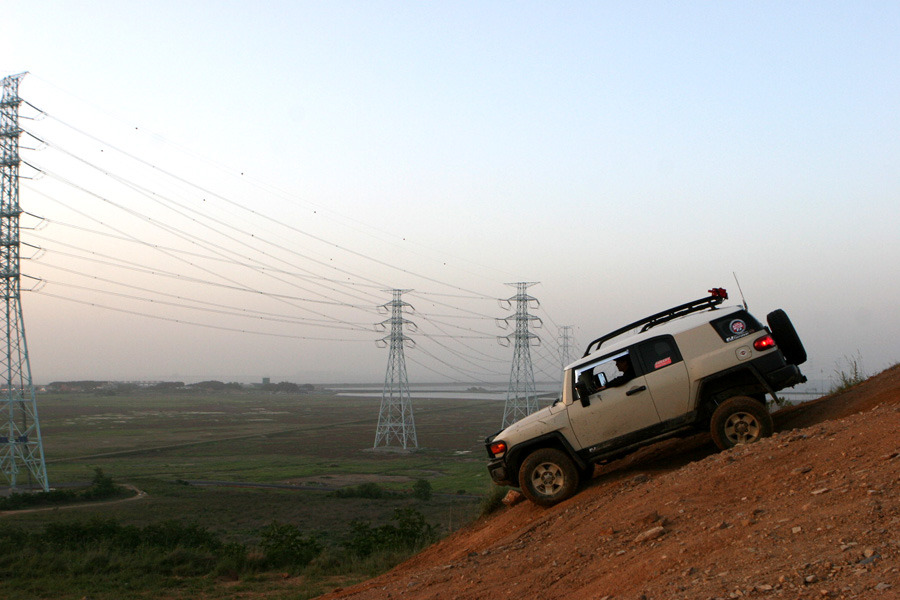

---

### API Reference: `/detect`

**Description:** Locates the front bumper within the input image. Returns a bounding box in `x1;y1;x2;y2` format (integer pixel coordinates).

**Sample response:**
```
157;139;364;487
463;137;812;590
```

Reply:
487;458;513;486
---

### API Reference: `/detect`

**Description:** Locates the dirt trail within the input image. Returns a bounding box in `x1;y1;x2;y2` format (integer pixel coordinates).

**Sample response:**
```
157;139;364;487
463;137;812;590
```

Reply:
0;484;147;516
318;365;900;600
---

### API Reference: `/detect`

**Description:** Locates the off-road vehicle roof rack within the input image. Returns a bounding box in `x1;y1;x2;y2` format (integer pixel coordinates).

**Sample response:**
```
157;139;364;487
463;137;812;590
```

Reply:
582;288;729;357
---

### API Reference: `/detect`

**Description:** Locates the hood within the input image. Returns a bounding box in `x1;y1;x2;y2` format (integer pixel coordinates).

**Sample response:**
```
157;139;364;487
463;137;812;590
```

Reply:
498;401;564;439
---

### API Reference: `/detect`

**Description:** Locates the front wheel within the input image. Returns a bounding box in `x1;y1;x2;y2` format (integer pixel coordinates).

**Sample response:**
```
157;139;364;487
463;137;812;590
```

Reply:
518;448;579;507
710;396;773;450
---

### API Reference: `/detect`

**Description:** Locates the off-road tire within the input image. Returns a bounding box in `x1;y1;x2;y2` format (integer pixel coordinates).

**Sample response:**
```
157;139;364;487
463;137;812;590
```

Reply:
518;448;579;507
710;396;774;450
767;309;807;365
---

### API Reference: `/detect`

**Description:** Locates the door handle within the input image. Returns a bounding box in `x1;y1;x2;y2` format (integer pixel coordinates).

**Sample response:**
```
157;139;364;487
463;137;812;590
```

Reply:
626;385;647;396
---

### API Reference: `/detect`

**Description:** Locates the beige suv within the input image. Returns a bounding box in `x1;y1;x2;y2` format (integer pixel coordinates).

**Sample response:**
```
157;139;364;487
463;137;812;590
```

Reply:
485;288;807;506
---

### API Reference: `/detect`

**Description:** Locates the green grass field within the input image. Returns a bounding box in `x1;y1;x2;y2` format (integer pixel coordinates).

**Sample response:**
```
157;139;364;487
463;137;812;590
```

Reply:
1;388;509;599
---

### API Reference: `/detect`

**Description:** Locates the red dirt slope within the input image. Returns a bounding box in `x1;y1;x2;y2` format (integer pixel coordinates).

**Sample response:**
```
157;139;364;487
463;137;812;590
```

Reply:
318;364;900;600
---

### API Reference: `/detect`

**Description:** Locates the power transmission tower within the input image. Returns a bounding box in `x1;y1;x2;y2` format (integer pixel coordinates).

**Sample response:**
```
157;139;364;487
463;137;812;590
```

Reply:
373;289;418;450
0;73;49;491
498;282;541;429
558;325;575;369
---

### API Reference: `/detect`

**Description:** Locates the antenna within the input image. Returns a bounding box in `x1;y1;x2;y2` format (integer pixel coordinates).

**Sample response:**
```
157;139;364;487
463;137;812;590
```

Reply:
732;272;748;310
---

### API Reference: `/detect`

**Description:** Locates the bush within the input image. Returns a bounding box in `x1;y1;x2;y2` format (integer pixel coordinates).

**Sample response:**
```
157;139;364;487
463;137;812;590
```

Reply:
140;520;222;550
331;482;387;499
831;352;867;393
80;468;118;500
344;508;436;558
0;468;127;510
479;486;510;517
412;479;432;501
259;521;322;569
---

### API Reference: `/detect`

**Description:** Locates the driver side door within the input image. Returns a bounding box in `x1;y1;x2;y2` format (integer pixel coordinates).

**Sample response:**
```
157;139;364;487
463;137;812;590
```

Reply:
568;350;661;450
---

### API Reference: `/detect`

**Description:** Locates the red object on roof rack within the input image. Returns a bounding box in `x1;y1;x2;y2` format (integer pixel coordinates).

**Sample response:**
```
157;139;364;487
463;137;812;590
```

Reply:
581;288;730;357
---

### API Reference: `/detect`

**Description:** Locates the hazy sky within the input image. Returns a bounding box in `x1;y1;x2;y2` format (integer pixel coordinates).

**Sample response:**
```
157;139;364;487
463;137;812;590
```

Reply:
2;2;898;387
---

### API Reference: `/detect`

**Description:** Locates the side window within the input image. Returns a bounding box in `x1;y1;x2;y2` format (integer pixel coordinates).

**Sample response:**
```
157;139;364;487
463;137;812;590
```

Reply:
573;351;637;399
635;336;683;374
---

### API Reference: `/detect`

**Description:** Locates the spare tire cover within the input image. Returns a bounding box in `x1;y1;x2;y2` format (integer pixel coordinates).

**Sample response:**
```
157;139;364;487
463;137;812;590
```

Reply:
767;309;807;365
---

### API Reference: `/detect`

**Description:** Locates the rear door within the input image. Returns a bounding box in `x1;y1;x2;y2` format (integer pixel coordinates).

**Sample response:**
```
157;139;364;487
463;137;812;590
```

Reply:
634;335;691;421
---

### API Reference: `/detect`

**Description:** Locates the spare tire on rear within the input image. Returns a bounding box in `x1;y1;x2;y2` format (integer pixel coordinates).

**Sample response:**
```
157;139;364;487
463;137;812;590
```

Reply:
767;309;807;365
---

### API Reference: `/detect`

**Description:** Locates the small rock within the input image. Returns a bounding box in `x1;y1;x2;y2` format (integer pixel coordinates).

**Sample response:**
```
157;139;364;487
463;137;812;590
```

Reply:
875;582;892;591
633;526;666;543
858;554;878;566
502;490;524;506
640;510;661;524
805;575;818;584
792;526;803;534
811;488;830;495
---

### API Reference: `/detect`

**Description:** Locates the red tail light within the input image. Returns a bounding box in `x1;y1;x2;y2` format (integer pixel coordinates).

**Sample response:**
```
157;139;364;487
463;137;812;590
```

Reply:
753;335;776;351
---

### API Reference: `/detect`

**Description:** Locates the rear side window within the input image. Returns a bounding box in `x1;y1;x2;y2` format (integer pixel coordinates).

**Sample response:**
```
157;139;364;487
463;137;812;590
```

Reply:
635;336;683;373
710;310;763;343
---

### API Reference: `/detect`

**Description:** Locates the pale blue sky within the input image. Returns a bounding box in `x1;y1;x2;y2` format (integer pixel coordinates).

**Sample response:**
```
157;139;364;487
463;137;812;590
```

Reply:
2;2;898;386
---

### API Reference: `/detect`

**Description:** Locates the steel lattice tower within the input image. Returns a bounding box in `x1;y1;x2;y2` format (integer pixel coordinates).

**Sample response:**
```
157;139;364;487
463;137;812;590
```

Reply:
498;282;541;428
0;73;48;491
373;289;418;450
558;325;574;369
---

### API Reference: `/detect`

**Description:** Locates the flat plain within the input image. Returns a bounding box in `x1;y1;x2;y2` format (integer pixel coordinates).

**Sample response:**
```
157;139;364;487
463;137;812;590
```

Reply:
7;387;510;544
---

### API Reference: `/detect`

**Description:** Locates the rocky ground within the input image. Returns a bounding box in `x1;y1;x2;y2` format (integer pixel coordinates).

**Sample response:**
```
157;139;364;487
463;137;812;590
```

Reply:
317;364;900;600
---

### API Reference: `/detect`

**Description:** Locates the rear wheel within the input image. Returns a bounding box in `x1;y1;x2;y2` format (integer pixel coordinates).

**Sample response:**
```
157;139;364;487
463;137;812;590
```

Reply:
518;448;579;507
710;396;773;450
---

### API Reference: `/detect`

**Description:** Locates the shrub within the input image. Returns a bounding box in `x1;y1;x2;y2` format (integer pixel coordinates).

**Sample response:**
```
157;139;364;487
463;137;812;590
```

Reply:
80;468;118;500
331;482;387;499
344;508;436;558
259;521;322;569
141;520;222;550
0;468;127;510
831;352;867;393
411;479;432;501
479;486;510;517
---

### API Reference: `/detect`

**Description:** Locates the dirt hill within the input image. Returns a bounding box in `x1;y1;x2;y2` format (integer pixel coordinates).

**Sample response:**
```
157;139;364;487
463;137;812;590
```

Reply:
318;364;900;600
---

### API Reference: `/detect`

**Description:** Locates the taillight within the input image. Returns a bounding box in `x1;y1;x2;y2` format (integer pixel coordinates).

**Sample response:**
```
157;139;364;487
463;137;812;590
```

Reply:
489;441;507;457
753;334;776;351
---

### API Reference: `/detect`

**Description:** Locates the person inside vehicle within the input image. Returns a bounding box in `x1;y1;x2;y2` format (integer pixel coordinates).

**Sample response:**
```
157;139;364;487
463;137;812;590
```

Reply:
606;355;636;387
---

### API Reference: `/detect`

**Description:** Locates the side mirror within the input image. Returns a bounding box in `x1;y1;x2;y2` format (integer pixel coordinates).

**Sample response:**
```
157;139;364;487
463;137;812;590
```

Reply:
575;381;591;407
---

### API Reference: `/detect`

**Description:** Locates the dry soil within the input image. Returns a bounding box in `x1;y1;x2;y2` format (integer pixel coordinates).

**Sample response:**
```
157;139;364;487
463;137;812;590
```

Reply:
317;364;900;600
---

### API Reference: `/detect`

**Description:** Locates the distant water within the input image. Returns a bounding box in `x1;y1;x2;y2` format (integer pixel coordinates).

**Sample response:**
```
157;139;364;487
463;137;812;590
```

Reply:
333;382;560;401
